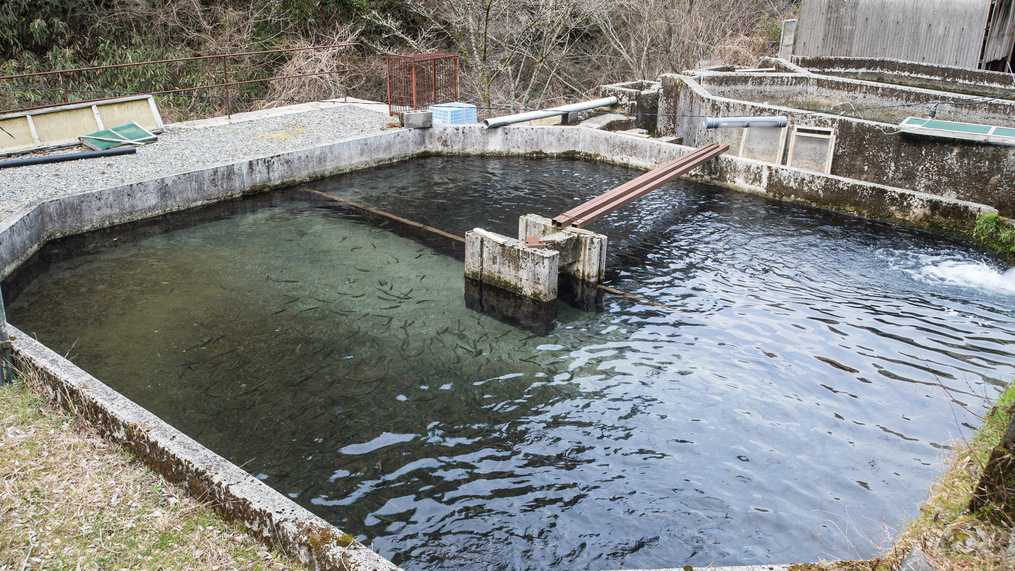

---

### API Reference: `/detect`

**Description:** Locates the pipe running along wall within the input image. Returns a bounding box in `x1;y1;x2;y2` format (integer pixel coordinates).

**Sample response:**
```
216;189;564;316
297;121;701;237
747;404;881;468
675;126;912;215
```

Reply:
702;116;789;129
482;97;619;129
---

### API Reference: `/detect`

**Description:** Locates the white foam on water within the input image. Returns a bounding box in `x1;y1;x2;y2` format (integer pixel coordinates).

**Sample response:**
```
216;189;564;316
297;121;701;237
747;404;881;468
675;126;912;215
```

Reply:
908;257;1015;295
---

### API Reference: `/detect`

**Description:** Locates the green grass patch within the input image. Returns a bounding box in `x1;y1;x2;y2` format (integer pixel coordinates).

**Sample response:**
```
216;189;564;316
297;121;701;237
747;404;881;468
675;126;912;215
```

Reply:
974;213;1015;264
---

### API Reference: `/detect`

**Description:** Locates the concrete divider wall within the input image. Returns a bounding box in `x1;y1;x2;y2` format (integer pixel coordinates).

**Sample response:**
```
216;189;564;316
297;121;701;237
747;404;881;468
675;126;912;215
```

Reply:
698;71;1015;125
693;154;994;234
657;73;1015;217
0;122;998;571
657;74;795;155
412;124;689;169
793;56;1015;96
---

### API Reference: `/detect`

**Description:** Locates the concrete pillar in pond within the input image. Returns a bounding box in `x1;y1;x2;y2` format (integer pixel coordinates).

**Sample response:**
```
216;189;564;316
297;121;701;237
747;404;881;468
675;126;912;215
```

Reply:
518;214;607;284
465;228;560;302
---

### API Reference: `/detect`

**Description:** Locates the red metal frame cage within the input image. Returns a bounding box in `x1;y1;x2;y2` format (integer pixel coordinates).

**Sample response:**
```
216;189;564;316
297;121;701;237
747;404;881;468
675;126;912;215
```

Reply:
386;53;460;115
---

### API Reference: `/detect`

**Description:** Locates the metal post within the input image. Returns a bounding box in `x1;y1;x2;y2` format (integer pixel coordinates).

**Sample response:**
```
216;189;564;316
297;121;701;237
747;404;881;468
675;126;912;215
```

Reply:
386;55;392;115
223;58;232;120
411;62;418;110
432;59;438;105
0;291;14;385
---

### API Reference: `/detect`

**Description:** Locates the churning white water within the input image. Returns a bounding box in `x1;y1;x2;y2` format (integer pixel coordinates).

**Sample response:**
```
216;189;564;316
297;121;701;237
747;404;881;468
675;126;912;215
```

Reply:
906;255;1015;296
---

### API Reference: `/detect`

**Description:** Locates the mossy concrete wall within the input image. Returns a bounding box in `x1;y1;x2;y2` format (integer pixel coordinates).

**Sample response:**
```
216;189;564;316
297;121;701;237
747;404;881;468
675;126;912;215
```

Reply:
693;154;993;234
656;69;1015;217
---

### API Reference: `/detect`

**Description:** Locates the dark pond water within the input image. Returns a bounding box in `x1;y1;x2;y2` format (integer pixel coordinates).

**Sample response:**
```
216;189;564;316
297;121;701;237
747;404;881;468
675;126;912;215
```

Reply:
6;156;1015;570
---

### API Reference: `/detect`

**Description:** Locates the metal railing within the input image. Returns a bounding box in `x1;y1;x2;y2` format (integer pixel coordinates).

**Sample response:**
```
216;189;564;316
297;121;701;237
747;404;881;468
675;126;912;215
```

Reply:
0;43;357;120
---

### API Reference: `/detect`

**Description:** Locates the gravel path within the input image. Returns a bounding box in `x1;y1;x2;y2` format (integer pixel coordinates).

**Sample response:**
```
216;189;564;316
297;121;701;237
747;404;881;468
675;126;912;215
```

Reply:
0;102;398;223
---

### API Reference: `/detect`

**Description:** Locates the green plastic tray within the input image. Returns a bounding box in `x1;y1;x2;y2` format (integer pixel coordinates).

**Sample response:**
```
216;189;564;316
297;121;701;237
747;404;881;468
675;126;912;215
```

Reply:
79;122;157;150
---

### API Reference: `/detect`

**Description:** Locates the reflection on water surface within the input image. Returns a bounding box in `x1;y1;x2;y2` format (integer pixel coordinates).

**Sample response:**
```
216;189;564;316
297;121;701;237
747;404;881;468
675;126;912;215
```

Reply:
7;157;1015;570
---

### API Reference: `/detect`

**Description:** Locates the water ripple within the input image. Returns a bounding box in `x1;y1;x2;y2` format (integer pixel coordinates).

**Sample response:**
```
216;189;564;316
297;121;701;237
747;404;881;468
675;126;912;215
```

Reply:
7;157;1015;570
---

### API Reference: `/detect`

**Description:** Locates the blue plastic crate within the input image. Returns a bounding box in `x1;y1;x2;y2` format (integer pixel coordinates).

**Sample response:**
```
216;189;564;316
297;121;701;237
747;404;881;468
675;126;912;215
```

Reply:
429;102;477;125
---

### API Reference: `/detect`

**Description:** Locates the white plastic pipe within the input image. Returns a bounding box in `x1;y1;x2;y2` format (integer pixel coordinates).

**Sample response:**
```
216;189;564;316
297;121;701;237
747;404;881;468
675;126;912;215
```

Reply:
702;115;789;129
482;97;619;129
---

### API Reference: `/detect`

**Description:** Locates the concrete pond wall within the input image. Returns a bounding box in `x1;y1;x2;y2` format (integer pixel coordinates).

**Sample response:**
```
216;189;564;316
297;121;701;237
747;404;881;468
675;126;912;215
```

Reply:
793;56;1015;97
656;60;1015;217
0;124;998;571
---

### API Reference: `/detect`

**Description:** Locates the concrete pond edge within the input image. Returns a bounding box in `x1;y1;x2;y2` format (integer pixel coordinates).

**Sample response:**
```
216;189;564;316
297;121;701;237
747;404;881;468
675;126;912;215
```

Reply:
1;124;997;570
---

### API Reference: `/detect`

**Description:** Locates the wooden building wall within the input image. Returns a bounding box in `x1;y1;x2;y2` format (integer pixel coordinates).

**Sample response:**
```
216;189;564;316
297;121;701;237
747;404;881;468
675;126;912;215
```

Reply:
795;0;992;69
983;0;1015;65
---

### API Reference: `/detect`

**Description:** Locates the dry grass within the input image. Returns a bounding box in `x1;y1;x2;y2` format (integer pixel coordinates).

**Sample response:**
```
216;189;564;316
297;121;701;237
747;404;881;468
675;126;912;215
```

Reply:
0;369;308;571
257;27;388;109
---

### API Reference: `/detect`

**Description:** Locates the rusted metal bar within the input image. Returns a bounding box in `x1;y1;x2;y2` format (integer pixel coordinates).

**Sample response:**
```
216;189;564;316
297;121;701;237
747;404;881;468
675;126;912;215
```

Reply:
552;144;724;228
297;187;465;243
567;143;728;227
223;58;231;119
2;69;353;116
0;43;357;82
552;143;729;228
552;144;719;226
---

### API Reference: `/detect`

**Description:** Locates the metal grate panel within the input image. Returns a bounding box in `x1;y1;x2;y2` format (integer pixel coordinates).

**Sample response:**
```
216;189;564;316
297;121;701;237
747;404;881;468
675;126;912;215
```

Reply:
386;53;459;115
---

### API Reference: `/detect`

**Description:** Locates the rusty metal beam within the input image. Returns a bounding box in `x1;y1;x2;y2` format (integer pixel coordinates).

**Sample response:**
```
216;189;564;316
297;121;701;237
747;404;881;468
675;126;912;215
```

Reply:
551;143;729;228
0;44;358;117
0;43;359;82
552;143;721;227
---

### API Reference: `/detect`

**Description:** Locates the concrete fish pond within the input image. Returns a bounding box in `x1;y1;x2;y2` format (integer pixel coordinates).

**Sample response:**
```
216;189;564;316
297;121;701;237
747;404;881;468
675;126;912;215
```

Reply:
5;155;1015;570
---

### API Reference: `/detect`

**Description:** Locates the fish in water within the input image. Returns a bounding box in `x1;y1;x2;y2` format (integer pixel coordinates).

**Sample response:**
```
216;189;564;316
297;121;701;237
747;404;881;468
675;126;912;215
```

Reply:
815;355;860;373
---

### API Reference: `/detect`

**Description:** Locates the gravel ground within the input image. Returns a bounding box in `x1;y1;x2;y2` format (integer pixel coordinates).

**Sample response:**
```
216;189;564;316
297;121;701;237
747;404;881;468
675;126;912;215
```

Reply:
0;103;398;223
